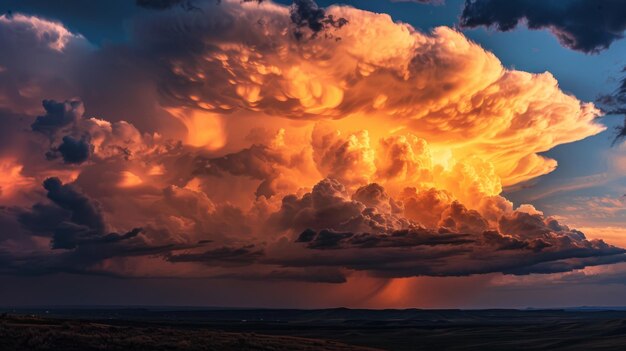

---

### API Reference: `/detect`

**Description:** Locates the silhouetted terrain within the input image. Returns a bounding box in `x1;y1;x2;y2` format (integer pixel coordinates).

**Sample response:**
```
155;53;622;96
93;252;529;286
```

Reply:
0;314;376;351
3;308;626;350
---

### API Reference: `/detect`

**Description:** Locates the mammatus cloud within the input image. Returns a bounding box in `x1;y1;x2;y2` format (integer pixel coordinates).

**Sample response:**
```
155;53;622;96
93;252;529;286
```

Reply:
136;0;347;40
0;0;618;284
137;0;603;187
460;0;626;53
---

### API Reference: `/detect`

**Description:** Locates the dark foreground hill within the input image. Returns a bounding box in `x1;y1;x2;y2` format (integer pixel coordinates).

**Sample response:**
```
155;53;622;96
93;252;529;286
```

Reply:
4;308;626;350
0;314;377;351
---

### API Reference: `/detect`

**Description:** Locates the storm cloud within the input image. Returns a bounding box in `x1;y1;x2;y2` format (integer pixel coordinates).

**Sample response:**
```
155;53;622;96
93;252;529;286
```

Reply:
0;0;618;286
267;178;625;278
460;0;626;53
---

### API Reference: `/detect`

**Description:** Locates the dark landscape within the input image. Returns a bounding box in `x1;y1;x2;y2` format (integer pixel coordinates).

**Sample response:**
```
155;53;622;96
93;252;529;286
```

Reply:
3;308;626;350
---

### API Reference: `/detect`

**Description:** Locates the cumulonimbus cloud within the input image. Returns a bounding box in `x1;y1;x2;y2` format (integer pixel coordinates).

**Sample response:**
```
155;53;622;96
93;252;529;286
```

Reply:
134;0;603;186
0;1;617;283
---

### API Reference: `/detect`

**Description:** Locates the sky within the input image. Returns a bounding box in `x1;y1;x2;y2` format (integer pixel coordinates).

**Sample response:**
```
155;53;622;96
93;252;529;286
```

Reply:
0;0;625;309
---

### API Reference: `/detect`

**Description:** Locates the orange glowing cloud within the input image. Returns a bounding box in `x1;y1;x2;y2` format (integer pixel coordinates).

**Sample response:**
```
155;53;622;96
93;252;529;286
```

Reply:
118;171;143;188
0;158;34;202
165;107;226;150
147;1;604;190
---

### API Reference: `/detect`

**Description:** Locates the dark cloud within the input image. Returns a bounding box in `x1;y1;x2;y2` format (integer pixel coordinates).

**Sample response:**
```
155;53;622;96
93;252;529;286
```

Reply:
270;178;413;234
48;135;92;164
615;118;626;146
440;201;488;234
13;177;147;251
51;224;143;250
390;0;444;4
3;177;195;275
0;237;183;277
25;98;164;168
30;100;95;165
270;179;626;277
460;0;626;53
295;228;317;243
139;0;350;40
30;100;83;138
43;177;106;234
17;203;69;236
136;0;197;10
290;0;347;39
277;236;625;278
296;229;353;249
297;228;473;250
597;68;626;146
167;244;263;266
136;0;263;11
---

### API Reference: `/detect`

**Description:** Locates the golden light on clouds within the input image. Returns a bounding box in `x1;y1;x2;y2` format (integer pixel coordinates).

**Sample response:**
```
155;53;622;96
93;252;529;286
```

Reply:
0;0;621;295
0;158;32;201
118;171;143;188
166;107;226;150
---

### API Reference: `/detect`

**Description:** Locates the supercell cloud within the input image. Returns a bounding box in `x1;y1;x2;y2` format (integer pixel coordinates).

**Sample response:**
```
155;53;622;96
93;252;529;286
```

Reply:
0;0;620;285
